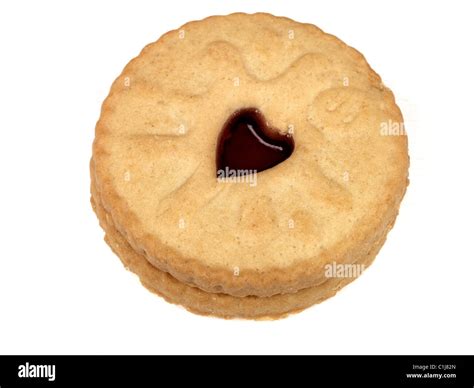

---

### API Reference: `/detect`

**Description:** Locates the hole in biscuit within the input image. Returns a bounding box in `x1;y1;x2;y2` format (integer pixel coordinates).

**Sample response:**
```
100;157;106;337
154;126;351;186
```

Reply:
216;108;294;177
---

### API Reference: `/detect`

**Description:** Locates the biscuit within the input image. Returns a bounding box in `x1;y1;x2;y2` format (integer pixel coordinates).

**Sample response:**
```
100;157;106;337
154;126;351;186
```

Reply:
91;13;409;315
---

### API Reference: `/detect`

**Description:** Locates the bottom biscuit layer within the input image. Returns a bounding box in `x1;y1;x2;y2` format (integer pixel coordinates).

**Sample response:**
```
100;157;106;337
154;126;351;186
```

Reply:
91;180;385;319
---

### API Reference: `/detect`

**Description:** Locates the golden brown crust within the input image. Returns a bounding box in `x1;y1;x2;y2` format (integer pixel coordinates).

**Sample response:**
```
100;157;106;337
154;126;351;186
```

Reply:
92;12;409;298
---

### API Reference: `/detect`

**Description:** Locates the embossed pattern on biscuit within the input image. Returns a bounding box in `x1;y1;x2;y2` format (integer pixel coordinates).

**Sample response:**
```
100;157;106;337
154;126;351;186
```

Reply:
93;13;408;297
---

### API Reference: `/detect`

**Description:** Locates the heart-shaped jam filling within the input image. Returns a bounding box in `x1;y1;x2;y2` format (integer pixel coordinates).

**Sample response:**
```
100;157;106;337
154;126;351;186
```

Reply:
216;108;294;177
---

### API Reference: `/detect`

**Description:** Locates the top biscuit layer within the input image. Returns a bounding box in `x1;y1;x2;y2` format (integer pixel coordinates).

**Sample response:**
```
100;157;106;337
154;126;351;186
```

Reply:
92;13;409;297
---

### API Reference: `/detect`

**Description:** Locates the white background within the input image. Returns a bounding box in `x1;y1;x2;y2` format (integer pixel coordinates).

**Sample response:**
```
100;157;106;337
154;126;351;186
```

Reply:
0;0;473;355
